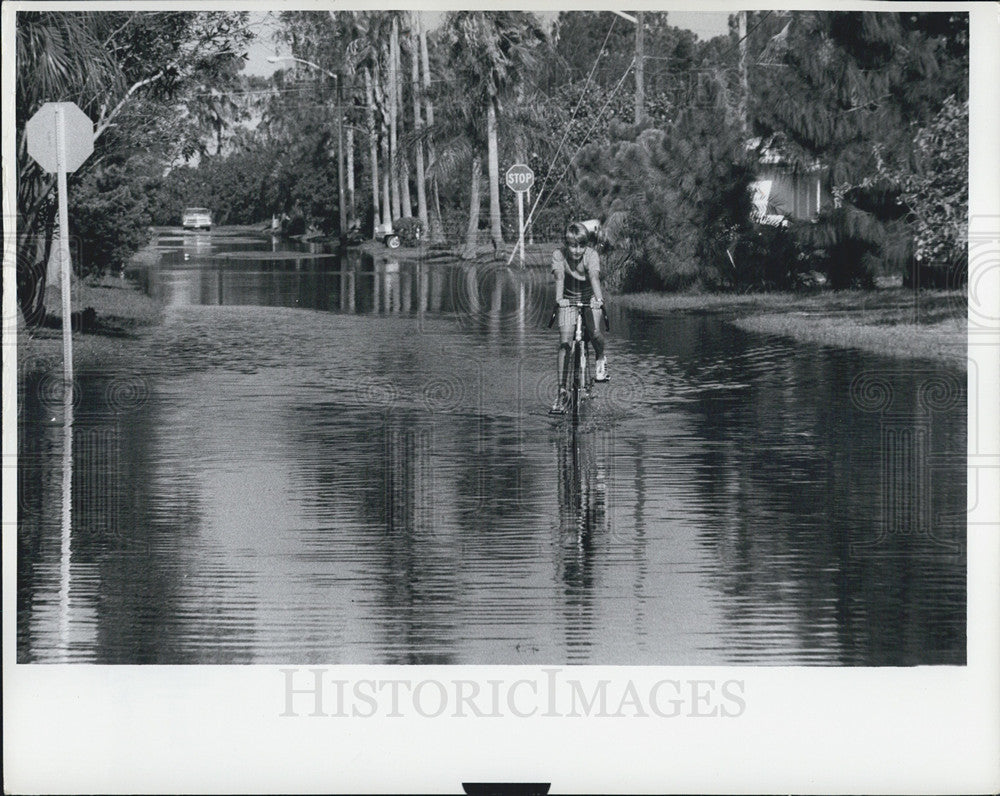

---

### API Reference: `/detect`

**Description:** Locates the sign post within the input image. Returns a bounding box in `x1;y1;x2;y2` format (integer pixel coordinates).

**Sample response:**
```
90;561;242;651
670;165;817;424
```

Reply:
505;164;534;269
26;102;94;388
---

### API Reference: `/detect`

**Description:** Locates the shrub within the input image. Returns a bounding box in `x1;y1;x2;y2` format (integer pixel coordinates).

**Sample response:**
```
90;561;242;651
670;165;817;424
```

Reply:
730;223;807;291
872;94;968;279
394;217;423;245
69;163;154;276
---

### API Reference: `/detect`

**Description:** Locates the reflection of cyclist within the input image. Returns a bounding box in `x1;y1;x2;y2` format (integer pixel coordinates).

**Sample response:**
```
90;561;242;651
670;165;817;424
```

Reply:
553;428;611;651
551;221;608;413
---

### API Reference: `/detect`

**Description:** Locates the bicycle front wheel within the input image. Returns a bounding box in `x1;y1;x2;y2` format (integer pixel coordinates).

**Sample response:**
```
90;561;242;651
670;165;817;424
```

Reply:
572;341;585;420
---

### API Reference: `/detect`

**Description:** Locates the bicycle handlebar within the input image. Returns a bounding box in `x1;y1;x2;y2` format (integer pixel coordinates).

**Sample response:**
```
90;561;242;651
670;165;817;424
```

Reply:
548;302;610;332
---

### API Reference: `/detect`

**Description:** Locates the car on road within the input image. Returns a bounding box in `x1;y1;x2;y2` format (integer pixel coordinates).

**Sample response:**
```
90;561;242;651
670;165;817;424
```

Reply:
182;207;212;231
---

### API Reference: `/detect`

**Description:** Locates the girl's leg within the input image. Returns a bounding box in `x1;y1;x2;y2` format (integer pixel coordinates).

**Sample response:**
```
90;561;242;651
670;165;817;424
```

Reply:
557;343;571;389
558;308;574;388
587;309;605;360
587;308;608;381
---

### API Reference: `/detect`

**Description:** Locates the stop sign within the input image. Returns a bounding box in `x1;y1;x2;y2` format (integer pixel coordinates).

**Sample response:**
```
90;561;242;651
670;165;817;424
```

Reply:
505;163;534;193
26;102;94;173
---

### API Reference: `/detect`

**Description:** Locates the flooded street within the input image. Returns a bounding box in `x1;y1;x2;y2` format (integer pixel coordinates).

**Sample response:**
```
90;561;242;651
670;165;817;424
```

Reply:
17;228;967;665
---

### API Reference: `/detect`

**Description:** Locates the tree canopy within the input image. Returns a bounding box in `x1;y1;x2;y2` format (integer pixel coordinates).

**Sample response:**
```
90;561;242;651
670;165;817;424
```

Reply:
16;10;253;324
15;9;970;326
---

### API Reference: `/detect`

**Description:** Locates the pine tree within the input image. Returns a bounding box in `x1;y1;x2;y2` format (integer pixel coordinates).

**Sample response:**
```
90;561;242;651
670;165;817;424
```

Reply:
750;11;968;286
575;97;753;291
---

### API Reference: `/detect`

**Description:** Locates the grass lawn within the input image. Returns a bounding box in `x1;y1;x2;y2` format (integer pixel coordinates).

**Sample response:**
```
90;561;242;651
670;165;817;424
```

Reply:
16;235;970;376
616;288;968;367
17;253;163;379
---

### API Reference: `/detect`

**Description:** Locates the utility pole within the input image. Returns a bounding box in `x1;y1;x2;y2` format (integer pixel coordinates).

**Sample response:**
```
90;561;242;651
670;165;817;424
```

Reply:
738;11;749;135
634;11;645;125
336;75;346;237
268;55;346;236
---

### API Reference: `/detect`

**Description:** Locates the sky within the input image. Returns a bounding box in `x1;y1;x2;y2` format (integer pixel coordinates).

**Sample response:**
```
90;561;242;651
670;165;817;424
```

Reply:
242;10;731;76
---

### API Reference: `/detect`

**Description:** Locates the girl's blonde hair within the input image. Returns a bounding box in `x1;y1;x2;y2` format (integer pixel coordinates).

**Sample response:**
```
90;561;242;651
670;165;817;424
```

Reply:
564;221;591;247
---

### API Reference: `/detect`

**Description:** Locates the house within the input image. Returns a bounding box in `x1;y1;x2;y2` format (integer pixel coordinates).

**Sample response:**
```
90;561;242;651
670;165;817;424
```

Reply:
747;135;830;226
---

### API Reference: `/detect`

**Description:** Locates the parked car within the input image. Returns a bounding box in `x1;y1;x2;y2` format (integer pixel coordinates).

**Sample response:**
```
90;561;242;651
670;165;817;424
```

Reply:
374;222;401;249
182;207;212;230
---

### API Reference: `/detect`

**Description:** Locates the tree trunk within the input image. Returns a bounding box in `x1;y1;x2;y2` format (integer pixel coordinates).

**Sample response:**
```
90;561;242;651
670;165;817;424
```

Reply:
346;126;356;228
17;202;56;326
486;97;503;249
388;19;401;220
635;11;645;125
375;59;393;226
738;11;749;135
364;66;382;234
409;20;428;231
398;127;413;219
462;152;482;260
381;132;392;228
396;25;413;218
419;17;446;243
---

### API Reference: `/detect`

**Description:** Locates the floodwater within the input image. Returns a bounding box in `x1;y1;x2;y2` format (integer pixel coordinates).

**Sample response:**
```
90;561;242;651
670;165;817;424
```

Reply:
17;228;967;665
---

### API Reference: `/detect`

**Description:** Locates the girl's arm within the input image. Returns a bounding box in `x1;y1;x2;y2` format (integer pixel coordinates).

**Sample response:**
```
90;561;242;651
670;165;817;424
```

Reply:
553;251;566;304
587;250;604;305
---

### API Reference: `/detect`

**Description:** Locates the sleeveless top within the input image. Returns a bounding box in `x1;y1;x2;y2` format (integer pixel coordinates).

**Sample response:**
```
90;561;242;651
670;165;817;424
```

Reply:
552;247;599;302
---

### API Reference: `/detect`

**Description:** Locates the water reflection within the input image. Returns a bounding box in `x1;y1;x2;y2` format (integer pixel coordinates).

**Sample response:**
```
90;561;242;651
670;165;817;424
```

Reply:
57;383;74;660
151;232;539;329
553;426;612;661
17;228;967;664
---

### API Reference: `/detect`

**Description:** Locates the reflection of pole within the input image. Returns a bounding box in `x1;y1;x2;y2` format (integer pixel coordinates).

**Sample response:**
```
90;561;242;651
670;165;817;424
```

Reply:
465;265;480;315
517;279;526;336
488;269;503;333
418;261;428;314
401;263;412;313
430;267;443;311
57;384;73;659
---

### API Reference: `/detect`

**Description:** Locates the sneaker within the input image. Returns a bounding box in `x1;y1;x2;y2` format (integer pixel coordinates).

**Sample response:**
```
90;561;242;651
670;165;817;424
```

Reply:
595;357;608;382
549;388;569;414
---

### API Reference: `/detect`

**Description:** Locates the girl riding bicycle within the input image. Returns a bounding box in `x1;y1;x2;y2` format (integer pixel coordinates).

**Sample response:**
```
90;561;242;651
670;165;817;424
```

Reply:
551;220;608;413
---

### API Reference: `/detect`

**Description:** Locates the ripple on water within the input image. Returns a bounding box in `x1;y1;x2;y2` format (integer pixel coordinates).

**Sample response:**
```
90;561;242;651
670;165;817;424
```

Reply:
16;256;967;665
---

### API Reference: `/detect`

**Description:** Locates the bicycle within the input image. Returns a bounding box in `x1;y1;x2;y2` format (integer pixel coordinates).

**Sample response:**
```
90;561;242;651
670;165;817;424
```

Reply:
548;300;609;421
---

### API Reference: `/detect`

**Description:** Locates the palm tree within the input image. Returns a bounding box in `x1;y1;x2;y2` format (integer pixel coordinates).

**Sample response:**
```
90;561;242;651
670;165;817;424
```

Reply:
16;12;118;323
361;64;382;229
408;13;430;236
392;18;413;217
417;74;485;258
16;11;252;324
387;15;401;219
417;14;446;243
443;12;545;252
346;11;391;232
